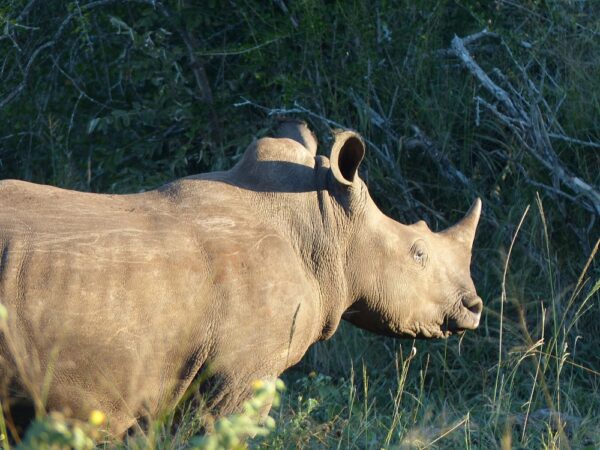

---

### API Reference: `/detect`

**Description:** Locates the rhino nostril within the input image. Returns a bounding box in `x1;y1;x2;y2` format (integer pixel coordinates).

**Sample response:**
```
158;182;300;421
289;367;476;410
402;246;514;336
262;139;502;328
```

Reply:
462;296;483;316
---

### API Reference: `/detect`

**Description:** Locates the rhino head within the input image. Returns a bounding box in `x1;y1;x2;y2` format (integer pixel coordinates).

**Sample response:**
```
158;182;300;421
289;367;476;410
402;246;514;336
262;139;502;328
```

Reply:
327;131;483;338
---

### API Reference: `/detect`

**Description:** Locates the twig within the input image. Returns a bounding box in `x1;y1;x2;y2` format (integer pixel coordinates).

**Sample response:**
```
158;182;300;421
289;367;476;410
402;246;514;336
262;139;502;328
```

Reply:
51;57;109;108
403;126;473;189
436;28;499;57
235;97;347;131
273;0;298;29
461;28;500;46
422;416;469;449
194;38;282;57
15;0;39;22
475;96;527;128
0;0;40;42
0;40;54;109
547;133;600;150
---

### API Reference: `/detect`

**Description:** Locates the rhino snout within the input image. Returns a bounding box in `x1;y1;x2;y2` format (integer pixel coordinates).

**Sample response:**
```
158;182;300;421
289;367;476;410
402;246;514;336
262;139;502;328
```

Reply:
462;295;483;316
459;295;483;329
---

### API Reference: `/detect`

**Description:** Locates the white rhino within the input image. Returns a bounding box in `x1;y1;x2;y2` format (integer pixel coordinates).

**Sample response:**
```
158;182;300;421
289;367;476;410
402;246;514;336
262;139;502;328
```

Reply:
0;121;482;435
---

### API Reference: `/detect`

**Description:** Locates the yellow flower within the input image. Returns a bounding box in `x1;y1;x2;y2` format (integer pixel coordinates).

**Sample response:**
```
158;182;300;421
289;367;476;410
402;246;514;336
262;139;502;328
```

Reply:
251;379;265;390
89;409;106;426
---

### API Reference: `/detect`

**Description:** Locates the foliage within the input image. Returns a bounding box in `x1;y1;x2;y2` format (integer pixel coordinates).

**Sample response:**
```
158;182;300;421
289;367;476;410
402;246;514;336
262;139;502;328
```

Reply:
0;0;598;448
2;380;283;449
190;379;284;450
15;413;98;450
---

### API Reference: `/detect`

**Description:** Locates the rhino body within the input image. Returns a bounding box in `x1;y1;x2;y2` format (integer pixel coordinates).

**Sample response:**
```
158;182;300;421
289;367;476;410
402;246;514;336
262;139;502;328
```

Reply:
0;123;482;435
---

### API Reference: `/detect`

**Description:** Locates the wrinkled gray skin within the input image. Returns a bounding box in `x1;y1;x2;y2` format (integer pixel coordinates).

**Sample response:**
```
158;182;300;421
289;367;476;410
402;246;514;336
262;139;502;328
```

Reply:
0;122;482;435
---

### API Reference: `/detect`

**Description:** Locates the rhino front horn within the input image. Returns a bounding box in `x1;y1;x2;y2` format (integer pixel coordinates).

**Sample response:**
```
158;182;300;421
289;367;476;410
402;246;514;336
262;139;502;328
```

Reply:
443;198;482;247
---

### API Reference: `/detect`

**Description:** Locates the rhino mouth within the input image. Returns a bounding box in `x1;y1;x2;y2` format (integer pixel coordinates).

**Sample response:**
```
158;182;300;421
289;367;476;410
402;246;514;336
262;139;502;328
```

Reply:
440;321;466;337
411;323;467;340
394;305;482;339
396;322;460;339
419;329;455;339
420;324;463;339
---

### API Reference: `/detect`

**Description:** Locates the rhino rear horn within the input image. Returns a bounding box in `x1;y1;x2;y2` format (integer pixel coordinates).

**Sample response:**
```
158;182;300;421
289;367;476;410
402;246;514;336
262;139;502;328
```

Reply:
442;198;482;247
330;131;365;186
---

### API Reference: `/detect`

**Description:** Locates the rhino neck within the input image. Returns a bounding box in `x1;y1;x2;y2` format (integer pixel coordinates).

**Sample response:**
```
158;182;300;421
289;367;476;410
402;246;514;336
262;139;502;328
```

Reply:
302;156;362;340
252;157;354;342
233;151;355;342
228;141;355;342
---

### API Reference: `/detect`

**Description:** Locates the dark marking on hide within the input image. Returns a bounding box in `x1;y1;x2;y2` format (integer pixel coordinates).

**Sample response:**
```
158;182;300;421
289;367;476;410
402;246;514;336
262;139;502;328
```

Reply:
0;240;9;297
286;303;301;367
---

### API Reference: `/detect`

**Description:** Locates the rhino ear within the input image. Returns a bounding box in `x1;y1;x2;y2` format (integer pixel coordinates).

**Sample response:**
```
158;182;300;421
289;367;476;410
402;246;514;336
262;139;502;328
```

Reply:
442;198;482;248
329;131;366;186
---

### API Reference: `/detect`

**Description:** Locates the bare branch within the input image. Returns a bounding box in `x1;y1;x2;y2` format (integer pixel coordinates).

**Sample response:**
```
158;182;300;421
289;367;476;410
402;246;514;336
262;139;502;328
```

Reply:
273;0;298;29
449;31;600;216
436;28;499;57
547;133;600;150
451;34;522;119
51;57;109;108
0;40;54;110
461;28;500;46
403;125;473;189
0;0;40;42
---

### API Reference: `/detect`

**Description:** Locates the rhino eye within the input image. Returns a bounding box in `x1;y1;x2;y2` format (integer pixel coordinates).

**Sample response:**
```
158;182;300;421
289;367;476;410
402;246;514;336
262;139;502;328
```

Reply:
411;240;428;268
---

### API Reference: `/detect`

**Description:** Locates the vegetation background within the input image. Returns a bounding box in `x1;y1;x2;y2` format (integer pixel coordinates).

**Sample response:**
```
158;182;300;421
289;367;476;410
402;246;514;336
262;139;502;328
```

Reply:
0;0;598;448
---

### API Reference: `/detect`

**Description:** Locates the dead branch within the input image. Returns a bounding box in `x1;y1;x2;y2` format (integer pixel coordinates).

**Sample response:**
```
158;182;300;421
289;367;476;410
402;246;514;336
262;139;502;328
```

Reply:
449;31;600;216
451;35;521;119
348;90;475;192
0;0;40;43
403;125;473;189
435;28;499;57
273;0;299;29
0;40;54;110
547;133;600;150
50;56;109;108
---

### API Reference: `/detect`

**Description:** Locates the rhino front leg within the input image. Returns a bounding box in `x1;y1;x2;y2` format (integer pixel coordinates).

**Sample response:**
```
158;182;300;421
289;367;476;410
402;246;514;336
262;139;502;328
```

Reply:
250;376;277;423
199;372;277;421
